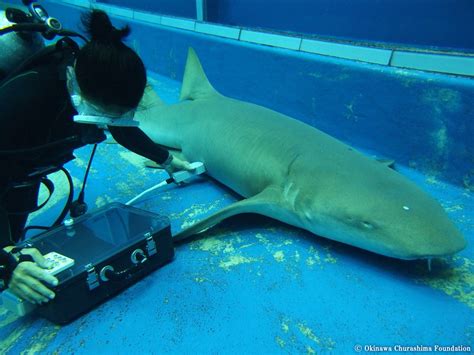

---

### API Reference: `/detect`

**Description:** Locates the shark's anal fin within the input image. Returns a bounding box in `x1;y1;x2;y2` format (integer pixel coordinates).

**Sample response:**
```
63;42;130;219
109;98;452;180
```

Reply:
173;186;281;244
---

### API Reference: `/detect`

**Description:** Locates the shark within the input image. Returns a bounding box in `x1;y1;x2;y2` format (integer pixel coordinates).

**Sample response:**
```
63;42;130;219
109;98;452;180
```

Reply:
136;48;466;260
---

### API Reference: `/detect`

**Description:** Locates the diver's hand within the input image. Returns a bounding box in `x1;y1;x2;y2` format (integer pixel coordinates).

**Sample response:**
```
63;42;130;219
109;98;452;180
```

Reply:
163;154;194;175
8;248;58;304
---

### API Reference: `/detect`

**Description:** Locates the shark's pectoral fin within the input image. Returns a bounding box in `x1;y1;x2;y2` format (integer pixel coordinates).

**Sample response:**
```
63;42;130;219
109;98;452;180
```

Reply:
173;186;281;244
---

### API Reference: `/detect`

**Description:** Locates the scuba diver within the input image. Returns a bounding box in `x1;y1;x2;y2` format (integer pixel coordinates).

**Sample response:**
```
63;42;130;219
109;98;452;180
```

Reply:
0;4;192;304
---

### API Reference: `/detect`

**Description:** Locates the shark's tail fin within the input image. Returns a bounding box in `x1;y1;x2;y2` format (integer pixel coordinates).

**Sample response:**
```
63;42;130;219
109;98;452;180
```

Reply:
180;47;219;101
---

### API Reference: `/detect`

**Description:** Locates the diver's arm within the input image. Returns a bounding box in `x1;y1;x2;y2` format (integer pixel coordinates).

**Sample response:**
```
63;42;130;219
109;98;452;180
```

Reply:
108;126;194;173
108;126;170;164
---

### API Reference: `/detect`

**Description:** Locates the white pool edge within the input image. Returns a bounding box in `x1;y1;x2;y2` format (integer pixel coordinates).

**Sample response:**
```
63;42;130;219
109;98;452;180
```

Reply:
7;0;473;77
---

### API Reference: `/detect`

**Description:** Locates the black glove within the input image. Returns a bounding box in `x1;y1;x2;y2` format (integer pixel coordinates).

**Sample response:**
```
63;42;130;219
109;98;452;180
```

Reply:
0;249;18;290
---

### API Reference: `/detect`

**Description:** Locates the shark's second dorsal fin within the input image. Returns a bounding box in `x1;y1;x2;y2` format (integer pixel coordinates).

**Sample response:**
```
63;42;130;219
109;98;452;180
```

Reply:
139;84;165;109
376;158;396;170
180;47;219;101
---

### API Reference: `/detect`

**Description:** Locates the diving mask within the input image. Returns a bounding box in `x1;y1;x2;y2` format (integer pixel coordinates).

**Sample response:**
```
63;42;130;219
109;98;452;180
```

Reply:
66;66;139;128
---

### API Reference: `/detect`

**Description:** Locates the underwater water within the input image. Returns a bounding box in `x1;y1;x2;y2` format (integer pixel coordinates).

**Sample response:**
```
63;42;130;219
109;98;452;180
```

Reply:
0;69;472;353
0;1;473;353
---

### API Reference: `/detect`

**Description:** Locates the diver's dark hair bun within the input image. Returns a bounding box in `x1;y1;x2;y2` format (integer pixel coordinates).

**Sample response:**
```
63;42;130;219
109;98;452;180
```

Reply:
81;9;130;43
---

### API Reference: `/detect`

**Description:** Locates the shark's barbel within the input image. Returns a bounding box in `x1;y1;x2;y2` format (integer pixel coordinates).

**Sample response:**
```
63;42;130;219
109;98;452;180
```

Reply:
137;48;466;260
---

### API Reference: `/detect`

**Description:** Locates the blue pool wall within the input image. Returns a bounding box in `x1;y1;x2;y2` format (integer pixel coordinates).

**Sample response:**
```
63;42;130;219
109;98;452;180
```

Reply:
95;0;474;52
97;0;196;19
206;0;474;52
45;2;474;190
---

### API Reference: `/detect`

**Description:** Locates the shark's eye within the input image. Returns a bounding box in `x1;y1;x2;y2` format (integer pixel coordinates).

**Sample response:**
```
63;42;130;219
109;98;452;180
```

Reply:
361;221;374;229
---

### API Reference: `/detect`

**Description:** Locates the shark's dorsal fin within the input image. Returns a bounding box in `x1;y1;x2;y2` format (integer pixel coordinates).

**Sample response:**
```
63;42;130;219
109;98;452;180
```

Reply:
180;47;219;101
134;84;167;123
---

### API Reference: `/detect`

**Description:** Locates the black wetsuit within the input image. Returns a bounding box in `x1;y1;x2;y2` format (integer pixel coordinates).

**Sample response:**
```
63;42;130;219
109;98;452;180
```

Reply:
0;40;169;248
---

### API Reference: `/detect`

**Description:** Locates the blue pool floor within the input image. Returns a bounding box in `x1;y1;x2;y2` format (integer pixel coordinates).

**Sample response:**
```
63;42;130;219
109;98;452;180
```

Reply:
0;72;473;354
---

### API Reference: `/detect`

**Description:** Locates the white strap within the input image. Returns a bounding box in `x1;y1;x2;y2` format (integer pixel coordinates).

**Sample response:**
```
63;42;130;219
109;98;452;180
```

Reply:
73;115;140;127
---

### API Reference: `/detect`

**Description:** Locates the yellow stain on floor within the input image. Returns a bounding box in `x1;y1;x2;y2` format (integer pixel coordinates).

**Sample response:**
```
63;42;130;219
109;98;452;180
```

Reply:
189;225;336;279
219;255;260;271
298;322;336;351
425;175;444;186
239;243;257;250
115;181;135;197
273;251;285;263
172;199;227;228
305;246;338;268
297;323;321;344
192;228;339;276
0;312;21;329
95;194;116;208
275;336;285;348
73;156;87;168
0;322;32;354
324;253;338;264
160;193;173;201
276;316;336;352
255;233;270;244
257;231;338;270
189;232;261;271
417;256;474;309
190;235;237;255
20;325;61;355
118;151;148;169
444;204;464;213
293;251;301;262
306;247;321;267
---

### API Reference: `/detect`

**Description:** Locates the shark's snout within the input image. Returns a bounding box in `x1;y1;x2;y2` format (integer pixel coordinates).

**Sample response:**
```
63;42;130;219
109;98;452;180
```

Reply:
312;181;468;261
400;226;467;260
